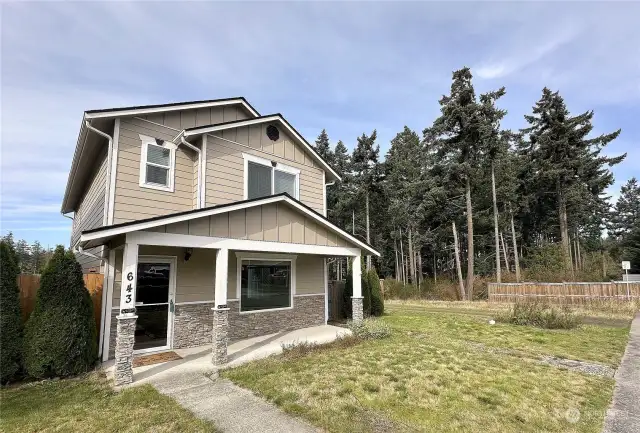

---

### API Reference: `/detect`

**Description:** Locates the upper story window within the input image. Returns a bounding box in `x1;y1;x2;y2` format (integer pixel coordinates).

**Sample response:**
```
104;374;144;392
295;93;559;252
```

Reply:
139;134;176;192
243;153;299;200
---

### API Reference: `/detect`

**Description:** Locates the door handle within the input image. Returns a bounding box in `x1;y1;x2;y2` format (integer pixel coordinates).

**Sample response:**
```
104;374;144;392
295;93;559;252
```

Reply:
170;299;175;313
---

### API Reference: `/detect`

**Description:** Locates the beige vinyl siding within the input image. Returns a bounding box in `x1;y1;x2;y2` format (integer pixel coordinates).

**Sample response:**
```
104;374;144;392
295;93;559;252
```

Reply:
111;247;322;306
112;246;215;307
296;255;324;295
205;127;325;214
71;146;108;272
153;202;355;248
113;105;254;224
113;117;196;223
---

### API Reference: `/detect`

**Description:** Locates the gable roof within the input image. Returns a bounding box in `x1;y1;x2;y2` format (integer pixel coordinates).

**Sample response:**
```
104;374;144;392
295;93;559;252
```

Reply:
79;193;379;257
183;114;341;182
84;97;260;119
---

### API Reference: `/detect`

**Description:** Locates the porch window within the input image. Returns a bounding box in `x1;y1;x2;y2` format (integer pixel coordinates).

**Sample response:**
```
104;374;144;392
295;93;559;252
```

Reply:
139;134;176;192
240;260;291;312
244;153;299;200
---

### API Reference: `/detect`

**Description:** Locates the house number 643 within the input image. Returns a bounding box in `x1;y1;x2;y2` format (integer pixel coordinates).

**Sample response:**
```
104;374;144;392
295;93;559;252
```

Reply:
125;272;135;304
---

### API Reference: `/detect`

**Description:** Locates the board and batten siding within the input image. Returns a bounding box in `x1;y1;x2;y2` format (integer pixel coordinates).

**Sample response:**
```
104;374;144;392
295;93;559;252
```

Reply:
147;202;351;248
71;146;108;272
205;126;325;214
112;105;252;224
111;247;323;307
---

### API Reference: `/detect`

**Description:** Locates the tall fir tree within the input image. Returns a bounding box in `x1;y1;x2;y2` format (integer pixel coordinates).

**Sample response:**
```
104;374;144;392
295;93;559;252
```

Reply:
351;131;382;270
521;88;624;271
0;240;23;383
314;129;334;167
610;177;640;239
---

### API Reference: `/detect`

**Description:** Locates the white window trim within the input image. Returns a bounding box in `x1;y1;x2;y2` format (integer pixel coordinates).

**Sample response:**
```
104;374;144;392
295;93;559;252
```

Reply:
235;253;297;315
138;134;176;192
242;153;300;200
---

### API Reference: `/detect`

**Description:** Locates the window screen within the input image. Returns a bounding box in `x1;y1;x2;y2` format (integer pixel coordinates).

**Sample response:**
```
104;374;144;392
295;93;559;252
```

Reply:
145;144;171;186
240;260;291;312
274;170;296;197
247;161;272;199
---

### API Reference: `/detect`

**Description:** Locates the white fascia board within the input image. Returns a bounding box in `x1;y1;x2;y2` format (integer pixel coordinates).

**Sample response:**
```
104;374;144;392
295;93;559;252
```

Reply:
84;99;259;120
185;116;341;182
127;231;362;257
79;195;380;257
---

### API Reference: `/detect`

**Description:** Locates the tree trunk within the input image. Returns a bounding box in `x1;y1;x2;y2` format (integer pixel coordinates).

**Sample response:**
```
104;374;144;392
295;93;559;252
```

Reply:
501;232;510;272
453;221;466;300
399;227;406;285
433;253;437;284
365;192;371;271
509;207;521;282
417;252;422;287
394;235;400;281
602;249;607;278
557;187;572;273
576;231;582;271
492;162;501;283
465;178;475;300
408;228;415;284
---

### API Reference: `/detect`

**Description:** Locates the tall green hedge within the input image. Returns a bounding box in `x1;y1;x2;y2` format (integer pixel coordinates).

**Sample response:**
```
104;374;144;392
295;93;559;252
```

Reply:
368;268;384;317
0;241;23;384
24;246;97;378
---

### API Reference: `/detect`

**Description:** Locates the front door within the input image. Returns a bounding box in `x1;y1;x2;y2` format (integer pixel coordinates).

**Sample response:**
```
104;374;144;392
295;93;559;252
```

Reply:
134;257;176;353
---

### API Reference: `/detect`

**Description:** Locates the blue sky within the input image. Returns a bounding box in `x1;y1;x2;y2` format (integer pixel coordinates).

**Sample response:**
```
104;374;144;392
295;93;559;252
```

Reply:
1;2;638;248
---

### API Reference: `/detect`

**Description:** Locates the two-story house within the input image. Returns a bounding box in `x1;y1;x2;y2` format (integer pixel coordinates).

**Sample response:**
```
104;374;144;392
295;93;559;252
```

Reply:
61;97;379;385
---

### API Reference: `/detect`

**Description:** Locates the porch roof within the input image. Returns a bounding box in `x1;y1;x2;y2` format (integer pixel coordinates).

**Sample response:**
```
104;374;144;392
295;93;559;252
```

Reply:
78;193;380;257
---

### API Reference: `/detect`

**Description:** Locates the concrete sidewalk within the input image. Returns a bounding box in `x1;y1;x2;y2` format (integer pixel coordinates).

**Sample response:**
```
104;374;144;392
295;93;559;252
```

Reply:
602;312;640;433
152;372;319;433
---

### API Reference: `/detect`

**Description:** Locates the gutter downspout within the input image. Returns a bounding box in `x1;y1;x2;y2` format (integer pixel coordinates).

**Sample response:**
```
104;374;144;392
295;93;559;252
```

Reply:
176;132;202;209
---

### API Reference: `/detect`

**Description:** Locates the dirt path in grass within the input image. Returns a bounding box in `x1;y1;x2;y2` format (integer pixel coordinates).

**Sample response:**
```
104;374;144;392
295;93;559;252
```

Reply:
602;312;640;433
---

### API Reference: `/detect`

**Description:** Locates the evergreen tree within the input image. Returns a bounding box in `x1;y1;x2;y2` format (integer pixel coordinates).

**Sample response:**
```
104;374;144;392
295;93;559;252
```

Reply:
424;67;501;298
368;268;384;316
314;129;334;166
521;88;624;270
24;246;97;378
351;131;383;270
610;177;640;239
0;240;23;383
623;220;640;273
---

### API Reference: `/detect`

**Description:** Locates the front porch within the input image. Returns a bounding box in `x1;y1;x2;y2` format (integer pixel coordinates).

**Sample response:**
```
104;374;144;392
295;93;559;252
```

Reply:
103;324;351;387
78;195;377;386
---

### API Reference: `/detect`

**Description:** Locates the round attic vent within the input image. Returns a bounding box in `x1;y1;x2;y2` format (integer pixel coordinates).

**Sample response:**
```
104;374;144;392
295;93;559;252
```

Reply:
266;124;280;141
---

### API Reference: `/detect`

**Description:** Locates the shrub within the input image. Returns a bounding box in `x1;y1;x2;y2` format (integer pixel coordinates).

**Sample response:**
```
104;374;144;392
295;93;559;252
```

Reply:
368;269;384;316
348;318;392;340
0;241;23;384
496;301;582;329
24;246;97;378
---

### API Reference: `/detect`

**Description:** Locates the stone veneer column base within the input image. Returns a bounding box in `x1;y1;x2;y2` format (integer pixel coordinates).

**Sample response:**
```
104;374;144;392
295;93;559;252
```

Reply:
114;314;137;386
351;297;364;322
212;307;230;366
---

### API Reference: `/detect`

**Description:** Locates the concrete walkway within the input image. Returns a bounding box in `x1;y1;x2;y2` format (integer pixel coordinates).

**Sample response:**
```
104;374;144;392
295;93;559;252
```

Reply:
602;312;640;433
106;325;348;432
151;372;319;433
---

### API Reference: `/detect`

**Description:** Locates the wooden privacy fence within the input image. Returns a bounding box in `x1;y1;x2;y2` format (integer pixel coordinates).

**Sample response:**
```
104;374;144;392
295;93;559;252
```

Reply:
488;282;640;304
18;274;104;333
328;280;346;321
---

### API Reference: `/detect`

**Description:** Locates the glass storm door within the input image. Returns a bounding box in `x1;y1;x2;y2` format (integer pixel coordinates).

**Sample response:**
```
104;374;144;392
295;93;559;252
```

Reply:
134;259;175;352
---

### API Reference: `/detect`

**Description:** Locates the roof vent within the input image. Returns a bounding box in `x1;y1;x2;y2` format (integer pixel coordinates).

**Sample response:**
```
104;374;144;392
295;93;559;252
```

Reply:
266;124;279;141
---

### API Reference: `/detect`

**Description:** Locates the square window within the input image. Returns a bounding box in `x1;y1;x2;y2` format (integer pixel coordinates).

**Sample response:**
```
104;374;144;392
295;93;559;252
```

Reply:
240;260;291;312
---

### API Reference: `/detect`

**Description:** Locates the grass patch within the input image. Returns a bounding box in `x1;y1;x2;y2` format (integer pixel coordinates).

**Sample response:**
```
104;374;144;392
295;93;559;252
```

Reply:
223;303;630;433
0;374;217;433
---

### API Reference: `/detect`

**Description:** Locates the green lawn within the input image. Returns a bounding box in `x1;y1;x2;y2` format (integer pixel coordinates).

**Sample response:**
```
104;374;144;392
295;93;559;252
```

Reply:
0;374;217;433
223;302;632;433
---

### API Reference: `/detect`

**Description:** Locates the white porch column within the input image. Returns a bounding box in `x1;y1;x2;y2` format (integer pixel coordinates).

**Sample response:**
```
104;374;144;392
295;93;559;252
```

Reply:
351;254;364;322
114;240;138;386
212;248;230;365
